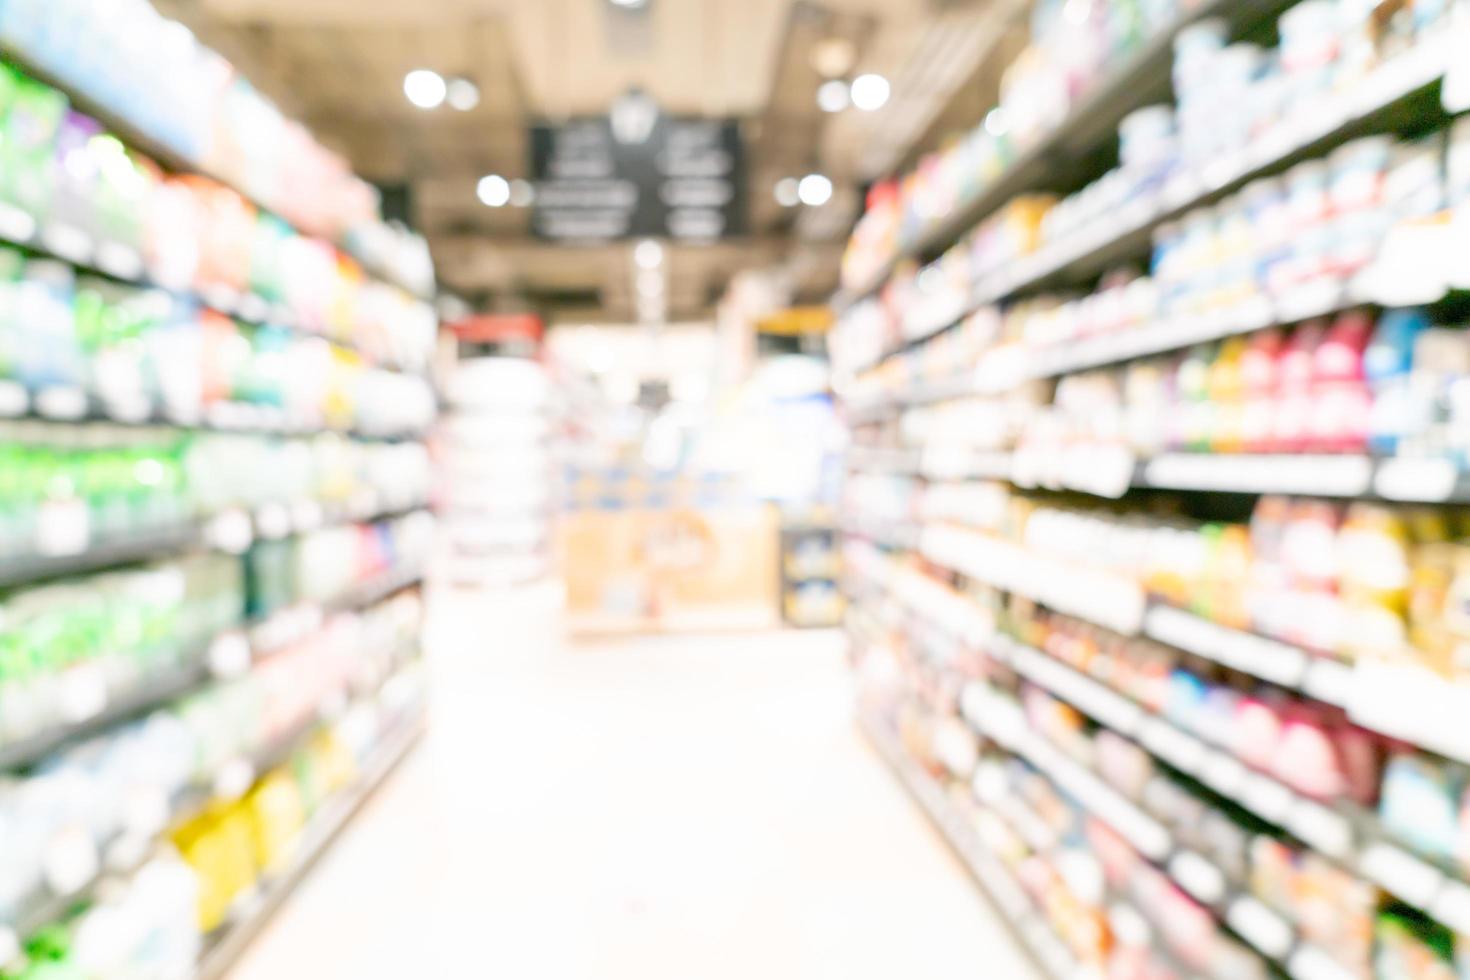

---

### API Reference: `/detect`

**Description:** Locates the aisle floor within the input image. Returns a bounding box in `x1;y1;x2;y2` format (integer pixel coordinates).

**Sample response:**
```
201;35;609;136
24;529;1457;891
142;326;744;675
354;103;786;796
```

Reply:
228;586;1040;980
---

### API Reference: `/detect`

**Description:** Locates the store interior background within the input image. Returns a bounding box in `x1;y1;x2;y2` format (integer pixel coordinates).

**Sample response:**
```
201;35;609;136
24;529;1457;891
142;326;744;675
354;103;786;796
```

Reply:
5;0;1470;977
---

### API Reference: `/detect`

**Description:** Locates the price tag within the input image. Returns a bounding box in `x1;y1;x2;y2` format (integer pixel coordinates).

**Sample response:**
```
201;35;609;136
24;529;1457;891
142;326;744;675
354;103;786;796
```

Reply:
43;826;99;895
1348;660;1470;766
35;499;91;557
35;385;88;421
1162;173;1200;209
94;241;144;281
350;488;380;519
1302;659;1355;707
1287;800;1354;859
1109;903;1152;946
1374;457;1459;502
1066;445;1136;500
1170;850;1227;905
237;293;269;324
291;499;324;532
256;502;292;540
1274;279;1345;325
1433;878;1470;935
960;682;991;728
122;785;172;838
208;631;252;678
1141;719;1208;775
1288;944;1358;980
205;509;254;555
102;393;151;424
213;758;256;802
203;285;240;315
106;831;151;873
0;380;27;417
41;222;92;264
1227;896;1294;959
320;688;350;721
0;202;36;243
1360;842;1444;907
1242;773;1296;824
58;665;108;723
1202;754;1248;798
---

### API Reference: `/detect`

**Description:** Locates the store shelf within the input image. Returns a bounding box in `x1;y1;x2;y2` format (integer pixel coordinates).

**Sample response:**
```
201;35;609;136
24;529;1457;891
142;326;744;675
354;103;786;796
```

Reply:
864;517;1470;767
1140;605;1354;704
962;680;1362;977
965;36;1449;307
1;391;431;442
845;446;921;473
328;564;427;614
0;560;423;780
882;551;1470;947
0;44;430;302
834;0;1300;310
0;203;382;362
843;276;1363;420
858;712;1081;980
851;436;1470;507
6;683;394;944
838;2;1470;972
919;524;1145;635
841;32;1448;378
0;502;428;593
992;641;1470;941
193;709;426;980
0;657;213;775
838;514;923;552
0;523;203;590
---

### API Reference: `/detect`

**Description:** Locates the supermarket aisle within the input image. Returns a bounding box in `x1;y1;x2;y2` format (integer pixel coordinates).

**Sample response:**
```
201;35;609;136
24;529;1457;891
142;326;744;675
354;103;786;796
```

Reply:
226;585;1038;980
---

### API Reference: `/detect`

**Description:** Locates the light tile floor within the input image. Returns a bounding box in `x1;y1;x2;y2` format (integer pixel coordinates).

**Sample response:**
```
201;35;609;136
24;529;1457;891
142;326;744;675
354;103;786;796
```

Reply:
227;586;1039;979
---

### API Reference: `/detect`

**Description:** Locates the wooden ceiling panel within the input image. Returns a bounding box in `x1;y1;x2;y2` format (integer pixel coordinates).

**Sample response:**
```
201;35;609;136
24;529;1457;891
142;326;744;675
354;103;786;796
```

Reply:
163;0;993;313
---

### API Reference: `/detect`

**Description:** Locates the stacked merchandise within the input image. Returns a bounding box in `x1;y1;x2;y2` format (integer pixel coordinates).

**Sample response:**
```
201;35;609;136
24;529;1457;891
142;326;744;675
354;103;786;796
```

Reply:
780;515;844;628
837;1;1470;978
440;355;555;587
0;3;438;977
0;0;435;297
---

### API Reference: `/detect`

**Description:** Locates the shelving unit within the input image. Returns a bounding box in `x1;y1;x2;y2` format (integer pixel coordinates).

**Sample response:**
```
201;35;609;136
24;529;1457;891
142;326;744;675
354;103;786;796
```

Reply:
833;0;1307;313
838;32;1451;376
0;8;439;978
192;710;426;980
837;2;1470;976
858;712;1080;980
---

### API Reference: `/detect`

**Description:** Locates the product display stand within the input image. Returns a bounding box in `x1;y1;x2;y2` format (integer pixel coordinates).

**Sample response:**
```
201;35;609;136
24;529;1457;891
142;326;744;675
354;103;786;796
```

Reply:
193;712;427;980
837;2;1470;976
0;8;439;976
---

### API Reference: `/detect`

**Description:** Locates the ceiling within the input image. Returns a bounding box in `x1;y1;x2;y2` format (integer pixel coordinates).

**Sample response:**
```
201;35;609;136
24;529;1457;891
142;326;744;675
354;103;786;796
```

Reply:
160;0;1019;322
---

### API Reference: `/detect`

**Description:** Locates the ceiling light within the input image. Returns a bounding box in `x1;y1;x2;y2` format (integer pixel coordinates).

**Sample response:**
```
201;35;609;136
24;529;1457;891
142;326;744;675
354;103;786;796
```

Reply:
477;174;511;207
850;73;891;112
611;88;659;144
633;239;664;270
774;177;801;208
811;37;856;79
509;179;535;208
817;79;850;113
446;77;480;111
797;174;833;207
404;69;446;110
